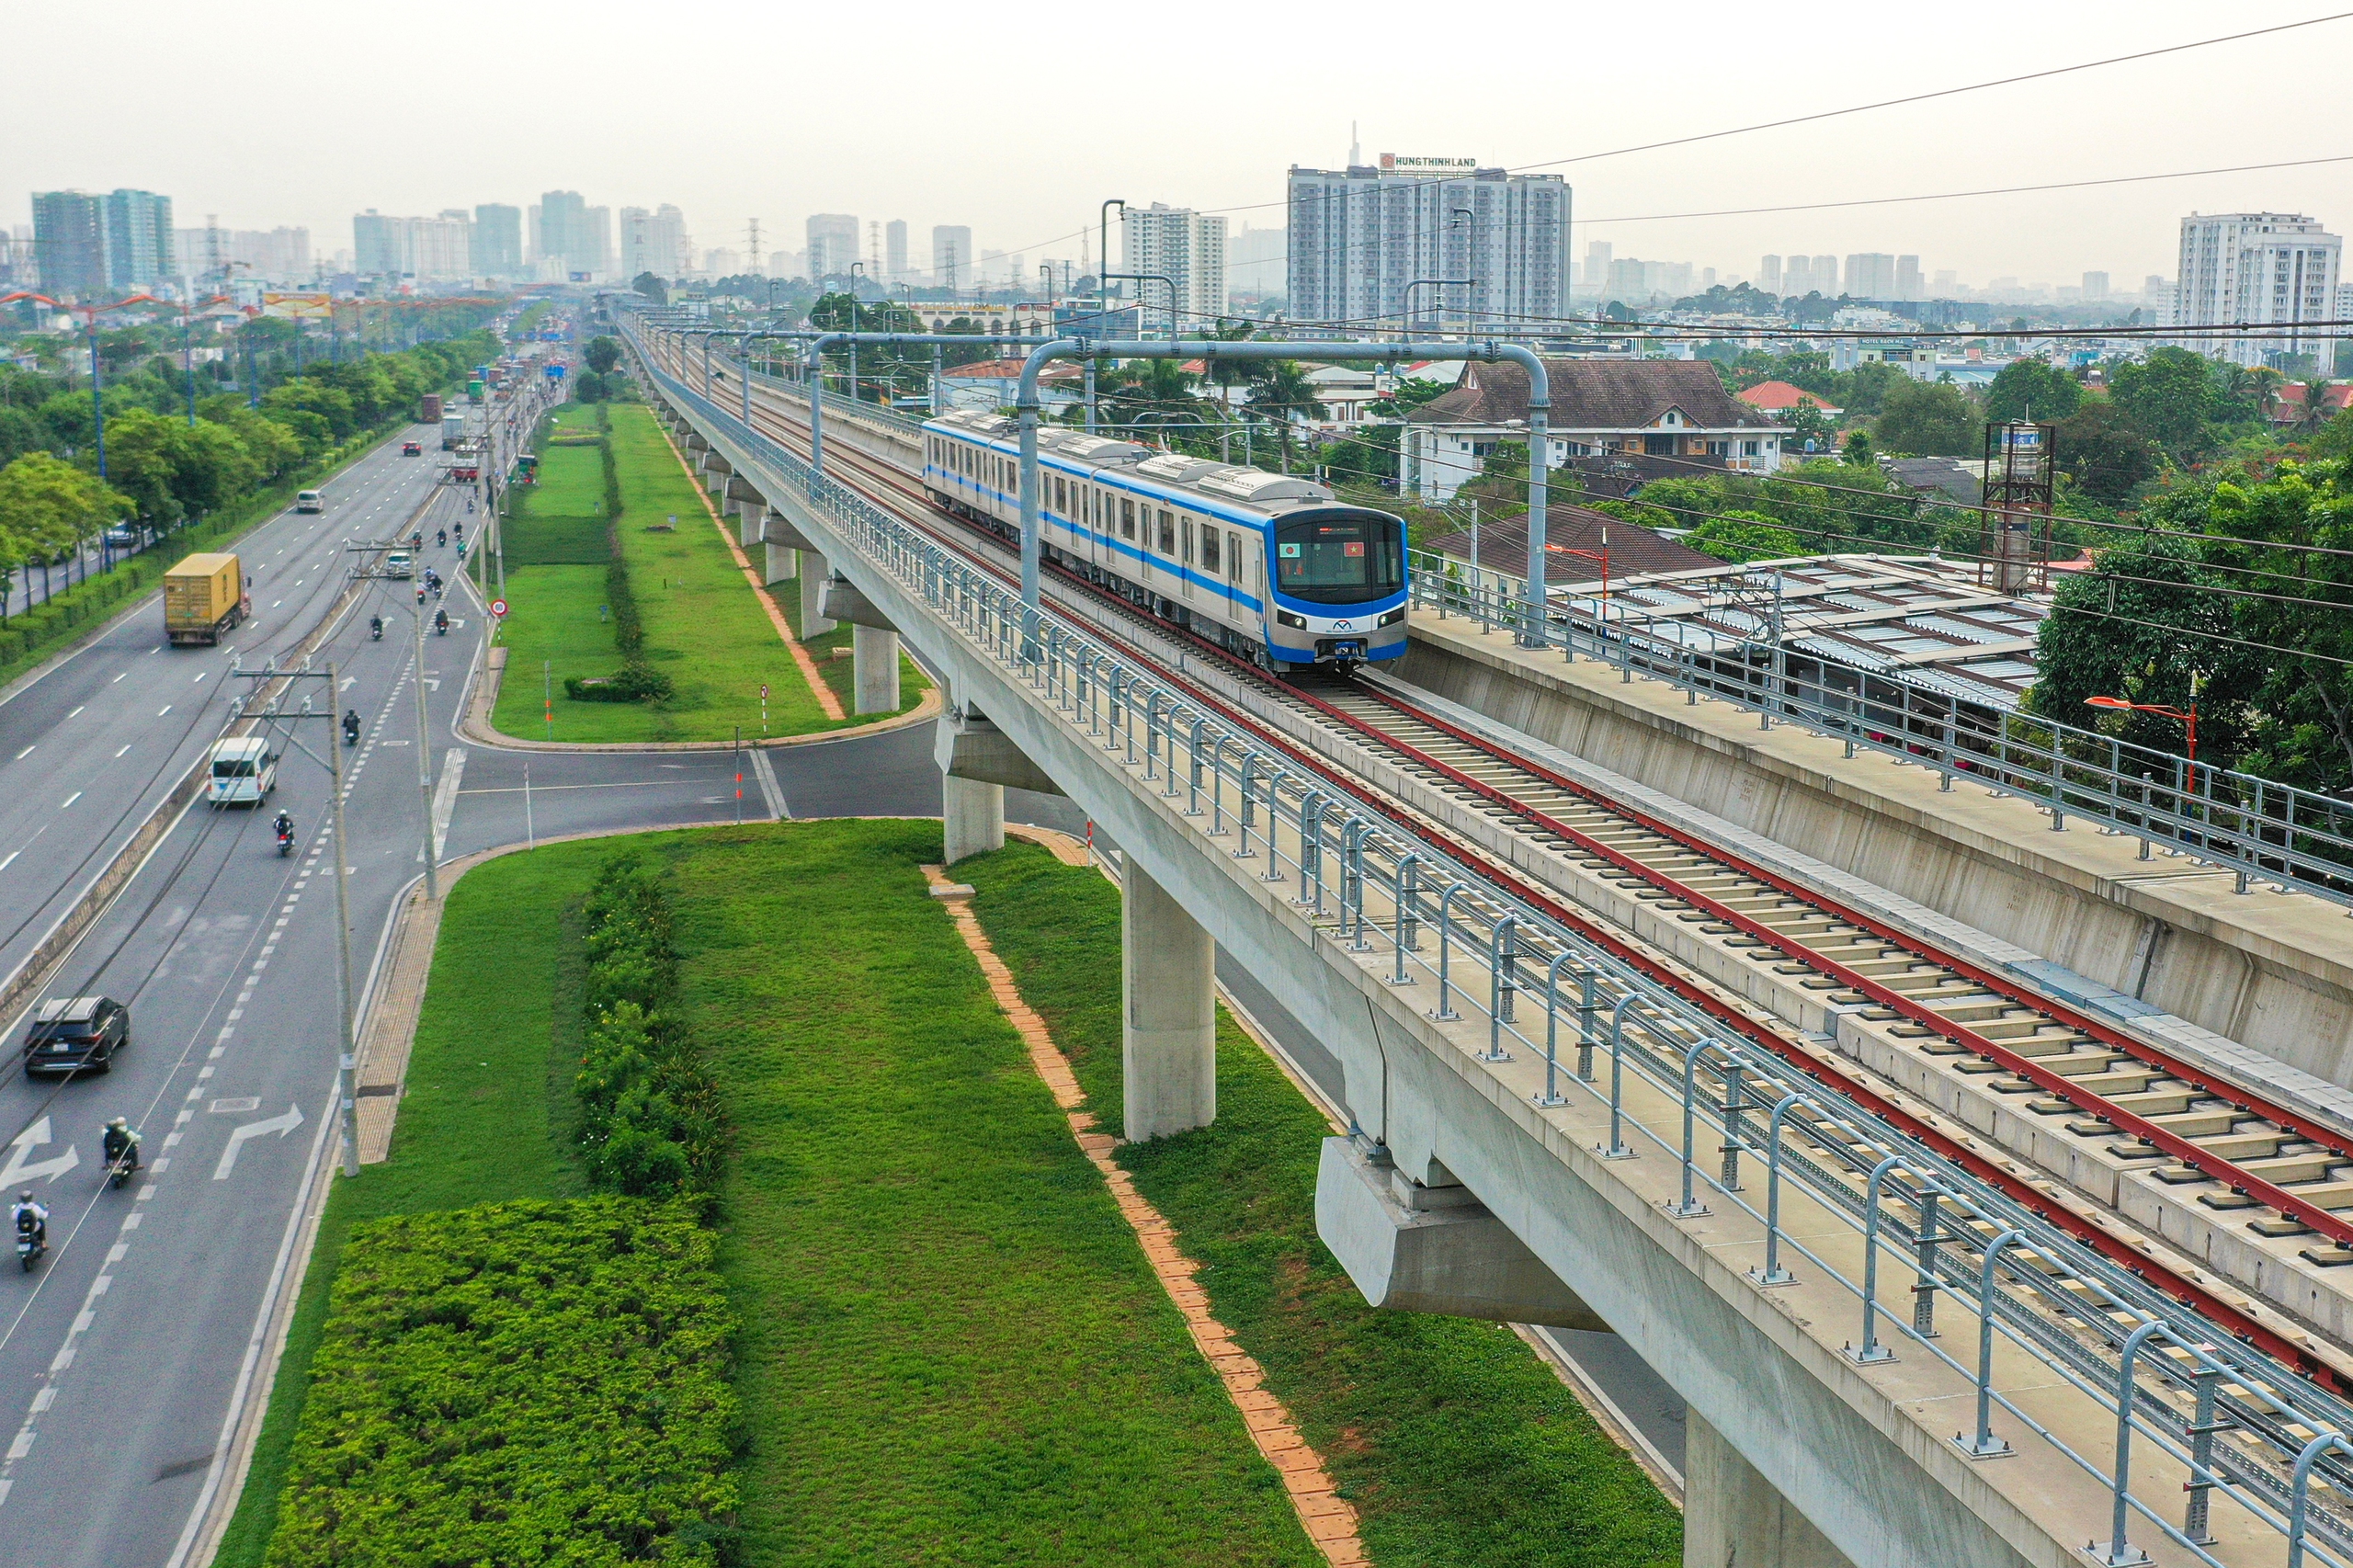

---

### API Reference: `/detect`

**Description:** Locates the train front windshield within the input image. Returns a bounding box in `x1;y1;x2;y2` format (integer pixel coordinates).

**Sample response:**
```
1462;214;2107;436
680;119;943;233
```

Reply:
1272;512;1404;605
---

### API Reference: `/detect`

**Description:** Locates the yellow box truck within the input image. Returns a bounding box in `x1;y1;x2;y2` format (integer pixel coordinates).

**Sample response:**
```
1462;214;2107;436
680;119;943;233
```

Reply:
164;552;246;645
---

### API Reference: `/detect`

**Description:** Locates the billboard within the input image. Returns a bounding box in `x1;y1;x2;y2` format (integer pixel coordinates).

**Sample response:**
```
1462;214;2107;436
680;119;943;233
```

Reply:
261;292;333;320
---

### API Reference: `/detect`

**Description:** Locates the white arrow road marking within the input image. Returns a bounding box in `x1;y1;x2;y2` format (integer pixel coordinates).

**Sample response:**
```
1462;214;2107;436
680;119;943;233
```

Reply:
0;1119;77;1187
212;1104;303;1180
427;747;466;862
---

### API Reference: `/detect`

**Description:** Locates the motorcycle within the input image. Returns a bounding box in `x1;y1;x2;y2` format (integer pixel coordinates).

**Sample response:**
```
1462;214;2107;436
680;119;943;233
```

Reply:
437;528;447;549
276;825;294;857
343;714;360;747
369;616;383;642
435;609;449;636
15;1220;42;1273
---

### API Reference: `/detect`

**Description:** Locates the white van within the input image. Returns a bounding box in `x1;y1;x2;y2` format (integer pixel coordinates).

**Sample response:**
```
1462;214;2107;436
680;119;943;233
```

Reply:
208;736;278;806
295;490;324;514
384;549;415;579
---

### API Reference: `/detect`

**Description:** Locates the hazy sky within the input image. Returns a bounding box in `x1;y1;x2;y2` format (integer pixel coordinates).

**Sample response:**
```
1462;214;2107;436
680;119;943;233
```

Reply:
11;0;2350;289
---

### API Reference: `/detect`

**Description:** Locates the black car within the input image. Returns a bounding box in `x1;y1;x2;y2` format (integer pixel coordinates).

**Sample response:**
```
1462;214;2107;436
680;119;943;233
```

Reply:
22;996;129;1077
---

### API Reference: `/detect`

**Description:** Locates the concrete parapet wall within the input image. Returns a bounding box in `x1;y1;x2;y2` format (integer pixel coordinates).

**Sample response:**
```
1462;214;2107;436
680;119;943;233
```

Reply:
1401;617;2353;1090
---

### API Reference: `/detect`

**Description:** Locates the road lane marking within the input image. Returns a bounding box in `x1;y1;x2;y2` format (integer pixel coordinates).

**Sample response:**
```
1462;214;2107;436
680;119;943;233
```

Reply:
110;672;124;682
58;793;79;810
11;746;28;760
114;744;130;758
213;1104;303;1180
0;853;16;873
157;705;171;716
65;707;81;719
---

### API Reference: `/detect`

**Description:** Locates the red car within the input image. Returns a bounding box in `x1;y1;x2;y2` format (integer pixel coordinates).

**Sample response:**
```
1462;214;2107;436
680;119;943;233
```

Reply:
402;440;422;456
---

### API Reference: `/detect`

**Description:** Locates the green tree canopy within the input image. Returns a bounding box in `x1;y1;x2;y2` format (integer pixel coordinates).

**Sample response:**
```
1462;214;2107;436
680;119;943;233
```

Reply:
584;336;620;375
1984;358;2082;425
1687;510;1803;563
2056;399;2162;505
0;450;132;567
1874;378;1982;457
2109;347;2217;455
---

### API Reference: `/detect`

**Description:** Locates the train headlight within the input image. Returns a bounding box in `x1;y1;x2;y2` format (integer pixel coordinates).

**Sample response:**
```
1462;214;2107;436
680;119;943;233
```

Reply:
1275;610;1308;631
1378;608;1405;628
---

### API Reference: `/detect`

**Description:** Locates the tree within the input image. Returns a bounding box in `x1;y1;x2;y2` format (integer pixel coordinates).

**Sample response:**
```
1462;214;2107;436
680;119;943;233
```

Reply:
1688;510;1803;563
584;336;620;375
2055;399;2161;505
2308;406;2353;462
2109;347;2217;455
0;451;132;596
1873;378;1981;457
2028;528;2253;764
1984;358;2082;425
633;272;668;305
1842;427;1876;467
1782;402;1836;457
1245;361;1323;471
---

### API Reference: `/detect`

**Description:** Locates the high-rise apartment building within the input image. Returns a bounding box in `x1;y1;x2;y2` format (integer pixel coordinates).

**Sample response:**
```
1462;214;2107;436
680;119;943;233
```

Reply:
1585;240;1613;289
1895;256;1922;298
31;191;108;298
2081;270;2109;301
1288;153;1570;331
473;204;522;275
1756;255;1783;293
1812;256;1838;294
536;191;606;278
932;225;972;291
103;190;174;290
885;220;909;280
2172;212;2341;367
1121;202;1228;327
620;205;689;279
1845;254;1896;298
31;189;176;298
352;210;472;279
805;214;858;280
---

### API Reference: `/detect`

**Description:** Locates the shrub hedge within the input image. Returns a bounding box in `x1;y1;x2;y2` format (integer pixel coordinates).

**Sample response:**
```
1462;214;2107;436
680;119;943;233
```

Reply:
564;407;674;703
263;1196;739;1568
576;853;723;1196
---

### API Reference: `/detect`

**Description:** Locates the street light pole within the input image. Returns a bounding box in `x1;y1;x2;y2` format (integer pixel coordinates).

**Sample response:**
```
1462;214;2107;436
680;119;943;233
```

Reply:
325;661;360;1176
414;602;438;903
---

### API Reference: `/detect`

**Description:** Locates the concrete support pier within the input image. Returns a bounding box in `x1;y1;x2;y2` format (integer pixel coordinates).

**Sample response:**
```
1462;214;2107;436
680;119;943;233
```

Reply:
941;776;1005;864
1684;1414;1857;1568
800;551;835;637
736;498;761;548
765;543;796;586
852;625;900;714
1121;859;1215;1142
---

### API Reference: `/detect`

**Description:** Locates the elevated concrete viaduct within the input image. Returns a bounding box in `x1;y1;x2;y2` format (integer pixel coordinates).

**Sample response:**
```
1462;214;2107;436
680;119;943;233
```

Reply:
630;325;2353;1568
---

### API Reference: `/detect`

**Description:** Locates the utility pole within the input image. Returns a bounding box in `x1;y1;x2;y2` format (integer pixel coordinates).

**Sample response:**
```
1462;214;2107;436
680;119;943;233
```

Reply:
414;601;438;901
226;660;363;1176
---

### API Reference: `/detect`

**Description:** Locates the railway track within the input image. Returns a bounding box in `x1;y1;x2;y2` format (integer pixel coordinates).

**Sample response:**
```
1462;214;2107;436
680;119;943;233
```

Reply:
684;345;2353;1385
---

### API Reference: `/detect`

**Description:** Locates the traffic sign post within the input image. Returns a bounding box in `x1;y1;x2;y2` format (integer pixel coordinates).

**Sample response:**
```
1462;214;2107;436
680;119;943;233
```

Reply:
759;682;769;734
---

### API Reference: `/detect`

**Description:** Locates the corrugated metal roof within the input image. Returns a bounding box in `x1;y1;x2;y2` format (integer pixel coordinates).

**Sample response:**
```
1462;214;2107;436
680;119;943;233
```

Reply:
1534;551;2052;713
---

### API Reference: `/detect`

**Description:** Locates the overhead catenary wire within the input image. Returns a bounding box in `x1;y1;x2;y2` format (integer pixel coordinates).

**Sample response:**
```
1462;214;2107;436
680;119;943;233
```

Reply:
968;12;2353;262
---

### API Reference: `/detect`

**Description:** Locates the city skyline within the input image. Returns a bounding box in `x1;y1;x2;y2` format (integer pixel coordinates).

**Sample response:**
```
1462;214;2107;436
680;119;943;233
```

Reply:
5;1;2347;289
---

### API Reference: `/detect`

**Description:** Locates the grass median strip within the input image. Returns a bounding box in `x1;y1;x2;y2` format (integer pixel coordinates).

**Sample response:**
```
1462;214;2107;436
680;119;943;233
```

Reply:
225;822;1328;1568
489;403;909;743
958;841;1685;1568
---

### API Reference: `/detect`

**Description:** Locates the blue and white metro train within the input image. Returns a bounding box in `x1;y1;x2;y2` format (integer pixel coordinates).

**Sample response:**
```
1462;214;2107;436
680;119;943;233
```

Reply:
921;409;1407;670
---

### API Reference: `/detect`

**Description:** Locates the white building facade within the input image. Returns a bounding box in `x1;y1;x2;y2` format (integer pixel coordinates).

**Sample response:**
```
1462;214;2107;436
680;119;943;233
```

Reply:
1120;202;1228;329
1287;154;1570;332
2173;212;2342;369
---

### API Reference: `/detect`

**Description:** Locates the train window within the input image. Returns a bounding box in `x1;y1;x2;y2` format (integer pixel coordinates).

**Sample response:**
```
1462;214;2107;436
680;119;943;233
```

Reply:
1120;498;1136;540
1180;517;1192;563
1273;513;1404;604
1053;476;1066;514
1158;510;1175;555
1199;526;1220;575
1229;533;1243;581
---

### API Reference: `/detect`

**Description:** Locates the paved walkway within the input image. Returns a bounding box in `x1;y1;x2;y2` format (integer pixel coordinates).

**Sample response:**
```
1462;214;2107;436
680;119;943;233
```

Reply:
924;861;1369;1567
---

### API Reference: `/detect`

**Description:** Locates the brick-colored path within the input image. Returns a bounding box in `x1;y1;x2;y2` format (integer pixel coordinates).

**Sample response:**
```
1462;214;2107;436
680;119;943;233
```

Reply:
650;418;846;721
924;865;1368;1565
